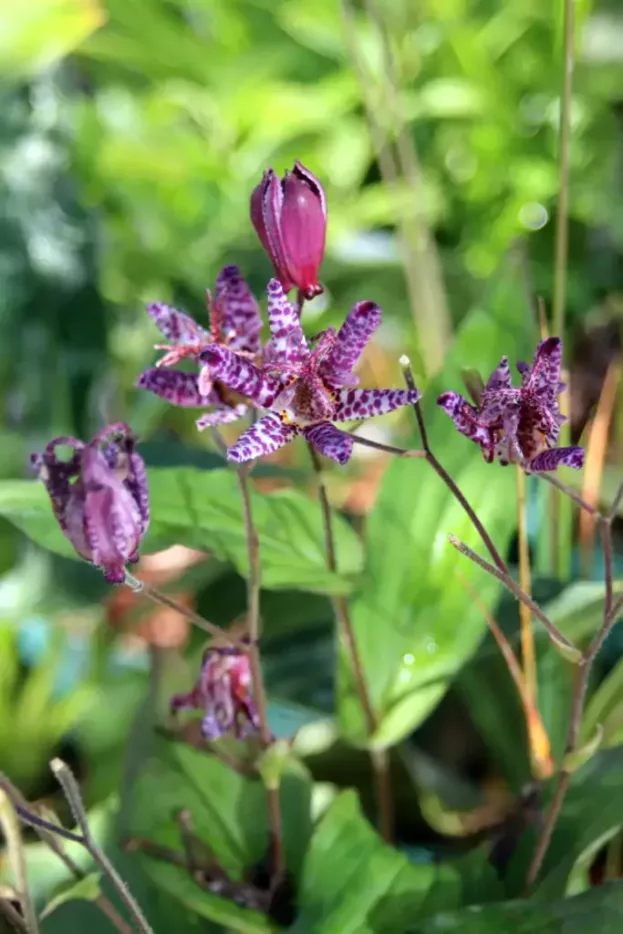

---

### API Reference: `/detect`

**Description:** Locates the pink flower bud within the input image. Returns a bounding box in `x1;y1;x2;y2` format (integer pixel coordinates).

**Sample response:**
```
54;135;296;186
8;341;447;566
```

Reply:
250;161;327;300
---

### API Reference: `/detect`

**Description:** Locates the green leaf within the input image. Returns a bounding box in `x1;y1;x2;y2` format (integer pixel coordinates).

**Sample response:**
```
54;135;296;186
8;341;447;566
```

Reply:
0;468;363;596
0;0;105;80
291;791;461;934
130;738;312;925
341;272;532;746
583;655;623;748
41;872;101;920
506;748;623;899
409;882;623;933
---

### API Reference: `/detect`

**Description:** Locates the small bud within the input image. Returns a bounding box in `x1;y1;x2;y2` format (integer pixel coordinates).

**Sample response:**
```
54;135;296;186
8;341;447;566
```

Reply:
250;162;327;300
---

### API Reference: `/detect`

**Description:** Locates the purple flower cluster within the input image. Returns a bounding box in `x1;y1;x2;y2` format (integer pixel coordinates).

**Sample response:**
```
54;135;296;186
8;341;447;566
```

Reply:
30;160;585;744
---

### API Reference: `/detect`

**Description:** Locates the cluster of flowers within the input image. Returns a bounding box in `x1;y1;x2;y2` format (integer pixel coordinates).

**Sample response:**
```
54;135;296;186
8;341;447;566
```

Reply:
31;162;584;741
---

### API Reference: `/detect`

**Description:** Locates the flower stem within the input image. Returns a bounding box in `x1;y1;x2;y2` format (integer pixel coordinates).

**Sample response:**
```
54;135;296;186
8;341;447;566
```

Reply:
449;535;579;658
0;789;39;934
235;468;285;876
349;434;426;458
552;0;574;340
400;359;509;575
123;571;237;644
307;443;393;841
51;758;154;934
525;514;617;889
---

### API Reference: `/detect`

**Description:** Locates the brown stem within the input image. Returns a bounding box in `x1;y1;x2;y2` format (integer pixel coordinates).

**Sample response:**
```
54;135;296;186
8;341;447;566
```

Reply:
525;518;617;889
449;535;579;657
0;778;136;934
349;434;426;458
516;467;538;713
552;0;574;339
123;572;237;645
307;443;393;841
236;469;285;876
401;360;509;575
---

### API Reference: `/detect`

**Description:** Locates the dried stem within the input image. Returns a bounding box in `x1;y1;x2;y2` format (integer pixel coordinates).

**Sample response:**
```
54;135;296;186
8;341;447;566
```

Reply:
51;759;154;934
525;514;618;888
307;443;393;841
235;468;285;876
456;570;553;779
449;535;579;658
0;777;135;934
516;468;538;715
0;790;39;934
123;571;236;644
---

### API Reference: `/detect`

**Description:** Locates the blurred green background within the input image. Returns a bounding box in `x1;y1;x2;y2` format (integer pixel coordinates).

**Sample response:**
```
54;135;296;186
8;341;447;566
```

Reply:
1;0;623;931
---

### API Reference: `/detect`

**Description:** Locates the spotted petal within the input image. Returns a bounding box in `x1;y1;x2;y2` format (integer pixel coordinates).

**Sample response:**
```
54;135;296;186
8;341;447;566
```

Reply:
200;345;282;407
437;392;492;450
320;301;381;389
146;302;208;345
264;278;308;367
137;368;218;407
214;265;262;354
484;355;512;393
333;388;420;422
304;422;353;465
525;337;562;395
528;446;584;473
227;413;300;463
196;404;248;431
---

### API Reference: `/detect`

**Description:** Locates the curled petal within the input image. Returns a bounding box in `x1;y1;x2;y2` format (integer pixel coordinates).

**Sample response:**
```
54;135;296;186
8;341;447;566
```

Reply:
333;388;420;422
264;278;308;366
256;169;294;292
227;413;300;463
484;356;511;393
200;345;281;407
320;301;381;389
528;446;584;473
304;422;353;465
437;392;492;450
146;302;208;345
137;368;218;407
525;337;562;394
214;265;262;354
195;404;248;431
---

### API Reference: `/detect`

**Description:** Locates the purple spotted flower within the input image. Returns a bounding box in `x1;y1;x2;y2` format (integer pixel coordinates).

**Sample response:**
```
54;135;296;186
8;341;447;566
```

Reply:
200;279;420;465
437;337;584;473
31;423;149;583
136;265;263;430
250;162;327;300
170;643;259;741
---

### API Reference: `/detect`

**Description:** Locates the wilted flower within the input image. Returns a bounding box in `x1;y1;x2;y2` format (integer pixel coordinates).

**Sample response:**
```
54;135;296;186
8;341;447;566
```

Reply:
200;279;420;465
136;265;262;430
250;162;327;300
31;423;149;583
170;642;260;741
437;337;584;473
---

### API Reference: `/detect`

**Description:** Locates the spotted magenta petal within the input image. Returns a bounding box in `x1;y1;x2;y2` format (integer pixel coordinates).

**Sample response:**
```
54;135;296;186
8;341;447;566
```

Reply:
333;388;419;422
319;301;382;389
303;423;354;465
263;278;308;368
200;344;282;408
31;423;149;583
136;368;218;407
437;337;584;473
170;643;260;741
250;162;327;299
212;264;262;355
227;413;301;463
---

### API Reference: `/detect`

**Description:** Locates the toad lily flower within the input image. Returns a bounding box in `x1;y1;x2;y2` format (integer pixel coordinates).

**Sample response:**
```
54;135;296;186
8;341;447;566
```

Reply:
200;279;420;465
250;162;327;300
170;642;260;741
137;265;263;430
31;423;150;583
437;337;584;473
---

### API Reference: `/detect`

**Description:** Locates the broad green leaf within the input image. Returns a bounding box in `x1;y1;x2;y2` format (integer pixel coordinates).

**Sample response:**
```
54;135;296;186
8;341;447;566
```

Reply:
409;881;623;933
341;271;532;746
291;790;461;934
130;738;312;926
0;468;363;595
41;872;101;920
542;581;623;645
506;748;623;899
583;654;623;748
0;0;105;80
